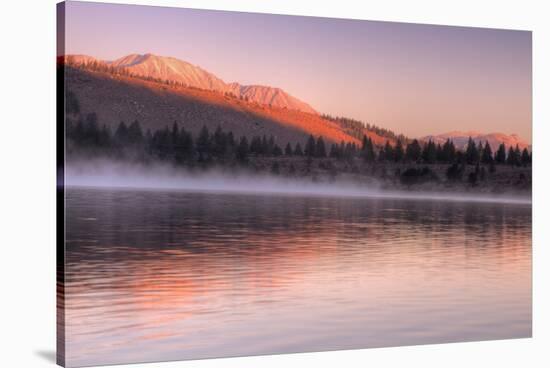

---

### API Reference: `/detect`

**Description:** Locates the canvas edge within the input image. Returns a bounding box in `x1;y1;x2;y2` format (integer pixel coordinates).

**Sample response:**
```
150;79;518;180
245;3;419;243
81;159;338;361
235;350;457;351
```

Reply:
56;1;67;367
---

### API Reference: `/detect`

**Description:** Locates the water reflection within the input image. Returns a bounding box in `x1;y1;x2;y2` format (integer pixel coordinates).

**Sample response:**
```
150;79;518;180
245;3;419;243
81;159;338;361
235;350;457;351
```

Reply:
64;188;531;367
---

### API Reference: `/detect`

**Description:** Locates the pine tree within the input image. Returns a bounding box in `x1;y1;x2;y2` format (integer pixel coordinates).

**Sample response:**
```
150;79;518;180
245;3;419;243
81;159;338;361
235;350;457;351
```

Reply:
268;136;276;155
433;143;442;163
128;120;144;146
495;143;507;164
145;129;153;153
361;135;375;162
98;124;112;148
152;126;171;159
454;151;465;164
294;142;304;156
250;136;262;155
477;141;484;163
171;121;179;146
114;121;129;147
82;113;100;146
442;139;456;163
305;135;316;157
273;144;283;156
213;125;227;157
236;136;249;162
514;145;521;167
521;148;531;166
339;141;346;154
261;135;269;155
377;145;386;162
506;146;516;166
197;126;211;160
284;142;293;156
506;146;517;166
465;137;479;165
481;141;493;164
315;136;327;158
226;131;235;149
329;143;340;158
180;128;194;160
382;141;393;162
406;139;422;162
344;142;356;159
422;140;437;164
394;139;404;162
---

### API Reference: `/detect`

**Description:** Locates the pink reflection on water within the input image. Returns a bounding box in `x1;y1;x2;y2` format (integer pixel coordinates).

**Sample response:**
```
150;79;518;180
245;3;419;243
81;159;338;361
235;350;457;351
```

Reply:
63;190;531;367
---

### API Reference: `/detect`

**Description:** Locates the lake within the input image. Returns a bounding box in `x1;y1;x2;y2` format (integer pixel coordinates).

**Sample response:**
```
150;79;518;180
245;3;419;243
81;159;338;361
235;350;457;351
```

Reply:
62;187;531;367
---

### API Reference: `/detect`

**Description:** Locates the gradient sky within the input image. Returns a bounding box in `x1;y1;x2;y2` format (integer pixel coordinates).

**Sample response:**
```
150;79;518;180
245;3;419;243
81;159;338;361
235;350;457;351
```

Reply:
63;1;532;141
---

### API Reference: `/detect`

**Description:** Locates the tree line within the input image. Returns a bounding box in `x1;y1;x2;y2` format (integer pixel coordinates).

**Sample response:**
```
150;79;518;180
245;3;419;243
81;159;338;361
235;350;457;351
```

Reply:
66;113;532;167
373;136;531;167
322;114;408;143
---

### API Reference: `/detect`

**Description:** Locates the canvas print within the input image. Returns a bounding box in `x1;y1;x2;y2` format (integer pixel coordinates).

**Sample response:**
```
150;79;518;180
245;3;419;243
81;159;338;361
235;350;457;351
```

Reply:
57;1;532;367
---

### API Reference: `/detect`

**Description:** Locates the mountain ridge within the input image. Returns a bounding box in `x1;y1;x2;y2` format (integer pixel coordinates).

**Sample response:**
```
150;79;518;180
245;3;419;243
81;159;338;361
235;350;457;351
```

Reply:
422;131;530;151
64;53;318;115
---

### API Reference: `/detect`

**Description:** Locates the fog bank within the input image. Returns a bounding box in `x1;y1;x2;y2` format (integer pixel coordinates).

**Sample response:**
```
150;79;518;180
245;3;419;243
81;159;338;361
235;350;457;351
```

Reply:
64;161;531;205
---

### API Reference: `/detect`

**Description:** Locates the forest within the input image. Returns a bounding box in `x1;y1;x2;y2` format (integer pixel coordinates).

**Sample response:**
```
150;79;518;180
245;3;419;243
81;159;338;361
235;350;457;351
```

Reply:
65;106;533;192
67;110;532;167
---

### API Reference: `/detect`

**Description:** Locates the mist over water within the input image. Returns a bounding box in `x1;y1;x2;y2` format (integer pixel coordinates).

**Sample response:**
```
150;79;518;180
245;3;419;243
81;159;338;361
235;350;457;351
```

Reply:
65;160;531;205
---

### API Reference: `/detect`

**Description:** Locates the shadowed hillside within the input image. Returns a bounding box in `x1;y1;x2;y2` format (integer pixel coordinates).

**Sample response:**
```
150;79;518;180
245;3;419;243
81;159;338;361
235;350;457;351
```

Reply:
65;66;366;147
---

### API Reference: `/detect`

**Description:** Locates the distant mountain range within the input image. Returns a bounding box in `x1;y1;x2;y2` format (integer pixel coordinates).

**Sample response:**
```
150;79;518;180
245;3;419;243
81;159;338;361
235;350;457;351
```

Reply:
421;131;530;151
65;53;317;115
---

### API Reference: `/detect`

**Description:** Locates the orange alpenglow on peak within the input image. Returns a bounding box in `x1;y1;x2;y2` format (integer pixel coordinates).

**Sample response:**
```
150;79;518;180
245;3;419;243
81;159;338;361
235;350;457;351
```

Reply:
65;53;318;115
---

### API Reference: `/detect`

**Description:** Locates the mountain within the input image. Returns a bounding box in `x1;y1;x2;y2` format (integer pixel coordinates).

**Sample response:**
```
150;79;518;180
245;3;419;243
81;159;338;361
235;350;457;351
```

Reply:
227;83;317;115
110;53;230;92
66;53;317;115
64;66;364;147
421;131;531;151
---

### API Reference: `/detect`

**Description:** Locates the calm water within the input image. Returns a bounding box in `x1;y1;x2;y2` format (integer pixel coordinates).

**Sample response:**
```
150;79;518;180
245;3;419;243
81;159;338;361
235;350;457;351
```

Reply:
63;188;531;367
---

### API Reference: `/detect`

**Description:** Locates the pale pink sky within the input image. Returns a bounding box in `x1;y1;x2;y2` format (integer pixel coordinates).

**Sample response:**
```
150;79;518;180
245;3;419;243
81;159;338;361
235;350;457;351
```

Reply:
62;1;532;141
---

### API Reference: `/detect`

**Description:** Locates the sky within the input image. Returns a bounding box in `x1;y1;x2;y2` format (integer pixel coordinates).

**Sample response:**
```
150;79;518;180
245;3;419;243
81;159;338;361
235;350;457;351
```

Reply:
62;1;532;141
